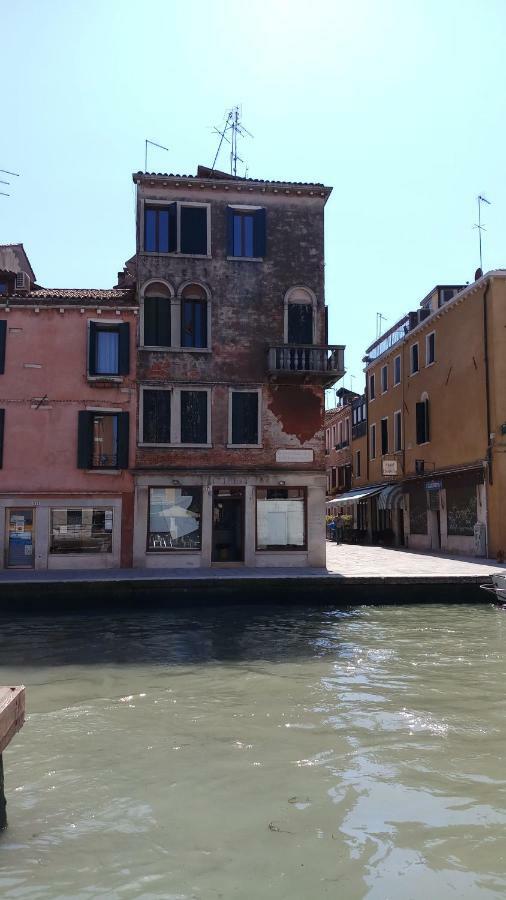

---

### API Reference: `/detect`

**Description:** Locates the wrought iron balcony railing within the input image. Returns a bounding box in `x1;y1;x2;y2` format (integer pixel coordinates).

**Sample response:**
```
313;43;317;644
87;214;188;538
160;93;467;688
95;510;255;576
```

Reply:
268;344;345;387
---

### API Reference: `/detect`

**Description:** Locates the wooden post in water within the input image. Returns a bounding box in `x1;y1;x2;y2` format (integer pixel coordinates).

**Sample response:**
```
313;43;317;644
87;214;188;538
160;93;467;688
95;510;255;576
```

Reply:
0;687;25;830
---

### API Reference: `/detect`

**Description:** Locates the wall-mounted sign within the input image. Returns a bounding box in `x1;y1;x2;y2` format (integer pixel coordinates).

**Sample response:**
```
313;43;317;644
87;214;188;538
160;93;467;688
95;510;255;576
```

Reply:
276;449;314;463
425;480;442;492
382;459;398;476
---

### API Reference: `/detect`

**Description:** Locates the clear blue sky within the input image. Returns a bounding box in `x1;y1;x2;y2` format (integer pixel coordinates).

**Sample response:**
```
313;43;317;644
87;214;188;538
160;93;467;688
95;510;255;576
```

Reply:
3;0;505;399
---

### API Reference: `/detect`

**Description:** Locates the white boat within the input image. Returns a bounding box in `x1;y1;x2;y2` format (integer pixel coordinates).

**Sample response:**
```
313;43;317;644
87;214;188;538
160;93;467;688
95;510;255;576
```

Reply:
480;573;506;602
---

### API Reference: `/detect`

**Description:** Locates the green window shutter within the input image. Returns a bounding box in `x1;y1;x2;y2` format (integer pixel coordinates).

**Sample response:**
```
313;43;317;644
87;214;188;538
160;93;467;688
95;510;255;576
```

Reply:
0;321;6;374
116;412;130;468
77;411;93;468
253;208;266;257
88;322;98;375
118;323;130;374
0;409;4;467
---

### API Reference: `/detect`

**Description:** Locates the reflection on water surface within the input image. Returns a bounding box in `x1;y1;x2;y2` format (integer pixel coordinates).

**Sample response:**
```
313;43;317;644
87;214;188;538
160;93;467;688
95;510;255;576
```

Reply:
0;603;505;899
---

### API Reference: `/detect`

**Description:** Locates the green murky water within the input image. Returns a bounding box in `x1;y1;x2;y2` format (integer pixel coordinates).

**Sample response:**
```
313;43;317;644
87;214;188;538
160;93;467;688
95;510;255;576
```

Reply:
0;603;504;899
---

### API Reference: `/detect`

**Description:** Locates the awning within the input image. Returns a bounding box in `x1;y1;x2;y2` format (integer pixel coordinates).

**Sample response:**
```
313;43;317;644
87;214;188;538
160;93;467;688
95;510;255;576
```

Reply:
326;485;384;506
377;483;405;510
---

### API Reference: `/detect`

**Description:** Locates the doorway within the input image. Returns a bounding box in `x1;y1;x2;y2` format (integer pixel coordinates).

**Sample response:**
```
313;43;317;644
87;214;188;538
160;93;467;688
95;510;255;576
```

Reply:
212;488;244;563
6;508;35;568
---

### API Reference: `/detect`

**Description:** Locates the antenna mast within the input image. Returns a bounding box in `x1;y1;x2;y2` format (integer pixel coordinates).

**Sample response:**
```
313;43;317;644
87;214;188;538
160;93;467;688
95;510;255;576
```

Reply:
474;194;491;271
144;140;169;172
211;106;253;177
0;168;20;198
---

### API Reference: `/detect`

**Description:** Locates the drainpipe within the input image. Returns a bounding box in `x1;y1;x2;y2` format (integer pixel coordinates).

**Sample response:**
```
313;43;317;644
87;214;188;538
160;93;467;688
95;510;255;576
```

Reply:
483;280;493;485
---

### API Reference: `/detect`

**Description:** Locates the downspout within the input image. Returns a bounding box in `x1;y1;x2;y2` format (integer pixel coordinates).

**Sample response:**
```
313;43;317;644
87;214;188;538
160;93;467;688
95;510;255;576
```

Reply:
483;280;493;485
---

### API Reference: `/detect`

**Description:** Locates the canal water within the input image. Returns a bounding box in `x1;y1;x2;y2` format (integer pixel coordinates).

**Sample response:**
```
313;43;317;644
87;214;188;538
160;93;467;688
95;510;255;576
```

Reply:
0;603;505;899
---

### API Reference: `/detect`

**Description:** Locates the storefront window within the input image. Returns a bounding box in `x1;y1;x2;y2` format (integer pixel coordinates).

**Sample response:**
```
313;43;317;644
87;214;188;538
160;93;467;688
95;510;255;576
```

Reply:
148;487;202;551
447;483;477;536
50;508;113;554
409;490;427;534
256;488;306;550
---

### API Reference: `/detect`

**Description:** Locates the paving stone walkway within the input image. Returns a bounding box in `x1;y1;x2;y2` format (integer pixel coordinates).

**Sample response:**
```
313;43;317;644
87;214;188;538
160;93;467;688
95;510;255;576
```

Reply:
325;541;506;577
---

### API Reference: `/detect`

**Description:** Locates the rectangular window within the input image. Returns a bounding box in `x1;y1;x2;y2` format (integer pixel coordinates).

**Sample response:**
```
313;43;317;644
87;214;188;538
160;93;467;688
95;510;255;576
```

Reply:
144;297;171;347
411;343;419;374
0;283;8;296
394;410;402;452
381;365;388;393
181;390;208;444
181;297;207;348
148;487;202;551
0;408;4;468
288;304;313;344
0;320;6;374
355;450;361;477
77;411;129;469
409;489;428;534
144;205;175;253
381;417;388;455
394;355;401;385
370;423;376;460
142;389;171;444
416;399;430;444
230;390;260;445
325;428;330;450
369;372;375;400
50;508;113;554
331;467;337;489
256;487;306;550
180;206;208;255
426;332;435;365
88;322;130;376
227;207;266;258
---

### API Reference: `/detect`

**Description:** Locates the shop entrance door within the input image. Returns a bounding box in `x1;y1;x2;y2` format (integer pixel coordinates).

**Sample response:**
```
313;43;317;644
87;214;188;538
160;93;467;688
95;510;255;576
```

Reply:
6;508;35;568
212;488;244;563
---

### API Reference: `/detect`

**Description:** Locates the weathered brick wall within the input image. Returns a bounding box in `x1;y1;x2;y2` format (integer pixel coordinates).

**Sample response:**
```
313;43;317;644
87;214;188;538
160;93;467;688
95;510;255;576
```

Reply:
135;186;328;470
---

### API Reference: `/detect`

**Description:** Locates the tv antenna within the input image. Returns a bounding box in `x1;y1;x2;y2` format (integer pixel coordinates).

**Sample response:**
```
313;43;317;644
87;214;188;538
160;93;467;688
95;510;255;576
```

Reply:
473;194;491;271
0;168;20;198
211;106;253;177
376;312;387;338
144;140;169;172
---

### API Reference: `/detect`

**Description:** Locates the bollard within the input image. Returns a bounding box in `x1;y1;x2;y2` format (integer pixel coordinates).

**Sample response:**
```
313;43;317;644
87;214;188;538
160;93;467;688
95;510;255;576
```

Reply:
0;687;25;831
0;755;6;830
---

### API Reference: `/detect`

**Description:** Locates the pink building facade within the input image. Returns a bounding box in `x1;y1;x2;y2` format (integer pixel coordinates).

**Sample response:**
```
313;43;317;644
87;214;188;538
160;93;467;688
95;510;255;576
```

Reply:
0;248;137;569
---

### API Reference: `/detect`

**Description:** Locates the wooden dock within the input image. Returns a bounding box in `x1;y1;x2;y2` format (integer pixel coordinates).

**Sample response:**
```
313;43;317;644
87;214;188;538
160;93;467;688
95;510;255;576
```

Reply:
0;687;25;829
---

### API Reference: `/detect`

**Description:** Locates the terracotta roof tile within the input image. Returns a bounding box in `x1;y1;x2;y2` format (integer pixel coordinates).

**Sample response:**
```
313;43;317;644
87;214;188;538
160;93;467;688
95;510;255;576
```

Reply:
6;288;136;304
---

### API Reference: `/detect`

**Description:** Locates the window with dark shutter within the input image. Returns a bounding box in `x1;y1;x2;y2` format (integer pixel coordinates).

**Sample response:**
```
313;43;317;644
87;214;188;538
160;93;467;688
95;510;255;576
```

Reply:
288;304;313;344
144;297;171;347
180;207;208;255
88;323;129;376
0;409;4;468
381;418;388;455
181;284;208;349
77;411;94;468
411;343;419;374
227;207;266;258
116;412;129;469
0;320;6;374
181;391;208;444
144;204;176;253
78;411;128;469
416;399;429;444
143;389;171;443
231;392;259;445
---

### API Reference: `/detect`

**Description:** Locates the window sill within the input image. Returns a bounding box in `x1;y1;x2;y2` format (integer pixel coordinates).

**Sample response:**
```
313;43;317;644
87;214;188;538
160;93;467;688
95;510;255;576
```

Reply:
416;441;431;447
393;381;401;387
87;375;123;383
85;469;123;475
226;256;264;263
141;251;211;260
410;371;419;377
226;443;263;449
139;346;212;354
138;443;213;449
425;361;435;368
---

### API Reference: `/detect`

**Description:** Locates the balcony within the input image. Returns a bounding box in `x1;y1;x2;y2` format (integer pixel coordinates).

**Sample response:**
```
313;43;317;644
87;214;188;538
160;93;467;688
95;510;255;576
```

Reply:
268;345;345;387
352;420;367;440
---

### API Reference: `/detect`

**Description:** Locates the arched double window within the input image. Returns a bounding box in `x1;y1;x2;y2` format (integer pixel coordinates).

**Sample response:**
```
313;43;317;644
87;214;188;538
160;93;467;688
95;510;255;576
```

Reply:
142;280;173;348
180;283;208;349
284;287;316;344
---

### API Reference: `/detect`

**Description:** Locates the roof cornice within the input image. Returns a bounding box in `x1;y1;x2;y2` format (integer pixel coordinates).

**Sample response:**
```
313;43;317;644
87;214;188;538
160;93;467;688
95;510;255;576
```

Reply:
132;171;332;200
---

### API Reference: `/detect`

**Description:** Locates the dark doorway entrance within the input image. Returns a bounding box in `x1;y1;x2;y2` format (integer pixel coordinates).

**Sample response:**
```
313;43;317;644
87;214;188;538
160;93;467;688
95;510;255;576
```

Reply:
212;488;244;563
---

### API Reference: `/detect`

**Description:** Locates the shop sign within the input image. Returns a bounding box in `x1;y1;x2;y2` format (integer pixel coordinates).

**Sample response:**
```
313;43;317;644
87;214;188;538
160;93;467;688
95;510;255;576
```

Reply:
382;459;398;476
425;480;442;492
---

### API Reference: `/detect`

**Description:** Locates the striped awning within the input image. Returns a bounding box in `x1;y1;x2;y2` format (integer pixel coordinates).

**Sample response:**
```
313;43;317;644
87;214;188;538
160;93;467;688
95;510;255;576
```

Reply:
377;483;405;510
326;485;384;506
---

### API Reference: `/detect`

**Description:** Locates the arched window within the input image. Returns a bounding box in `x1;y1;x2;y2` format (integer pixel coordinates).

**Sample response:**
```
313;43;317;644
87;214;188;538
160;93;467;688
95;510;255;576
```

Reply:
416;392;430;444
181;283;208;349
142;281;172;347
284;287;316;344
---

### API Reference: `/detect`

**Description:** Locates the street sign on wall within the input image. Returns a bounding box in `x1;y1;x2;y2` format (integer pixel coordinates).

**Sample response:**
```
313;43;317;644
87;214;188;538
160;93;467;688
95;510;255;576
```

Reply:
382;459;398;476
425;480;442;491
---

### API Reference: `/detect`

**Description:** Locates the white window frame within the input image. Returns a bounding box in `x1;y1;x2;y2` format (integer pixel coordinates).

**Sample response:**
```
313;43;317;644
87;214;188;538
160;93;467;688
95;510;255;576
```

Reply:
141;199;211;258
139;385;212;447
425;331;436;366
394;409;402;452
338;421;343;445
87;318;125;382
139;279;174;349
227;387;262;448
283;286;317;344
226;204;264;261
140;279;212;352
381;416;389;455
355;449;361;477
332;424;337;447
381;364;388;394
369;372;376;401
393;354;401;386
410;342;419;375
370;423;376;460
325;428;330;451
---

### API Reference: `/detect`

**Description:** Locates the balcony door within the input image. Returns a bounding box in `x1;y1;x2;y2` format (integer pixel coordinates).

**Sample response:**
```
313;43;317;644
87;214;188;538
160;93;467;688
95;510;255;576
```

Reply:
6;508;35;568
288;304;313;344
212;488;244;563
